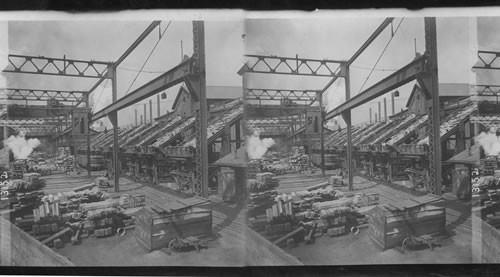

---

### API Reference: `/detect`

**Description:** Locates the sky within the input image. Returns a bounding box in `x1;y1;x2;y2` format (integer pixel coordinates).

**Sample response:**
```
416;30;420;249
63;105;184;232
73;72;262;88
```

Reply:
2;20;244;127
244;16;477;127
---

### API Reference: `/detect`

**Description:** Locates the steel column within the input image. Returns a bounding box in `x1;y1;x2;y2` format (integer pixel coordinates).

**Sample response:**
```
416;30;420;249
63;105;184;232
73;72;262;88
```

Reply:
85;93;91;177
193;21;208;198
423;17;442;195
235;119;241;149
109;66;119;192
318;91;325;176
343;65;353;191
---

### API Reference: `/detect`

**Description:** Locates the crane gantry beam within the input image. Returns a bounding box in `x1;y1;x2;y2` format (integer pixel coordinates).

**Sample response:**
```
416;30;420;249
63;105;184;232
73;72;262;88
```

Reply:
3;54;113;78
3;88;86;103
244;54;346;77
245;88;320;102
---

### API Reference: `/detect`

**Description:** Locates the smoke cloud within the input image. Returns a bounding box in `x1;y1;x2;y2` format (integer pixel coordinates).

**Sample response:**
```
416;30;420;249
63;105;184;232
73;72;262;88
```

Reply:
247;131;275;160
4;131;41;160
475;127;500;156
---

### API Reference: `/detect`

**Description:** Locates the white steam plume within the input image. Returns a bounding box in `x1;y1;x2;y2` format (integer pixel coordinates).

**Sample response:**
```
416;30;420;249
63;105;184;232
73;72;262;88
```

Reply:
247;131;275;160
475;127;500;156
4;131;41;159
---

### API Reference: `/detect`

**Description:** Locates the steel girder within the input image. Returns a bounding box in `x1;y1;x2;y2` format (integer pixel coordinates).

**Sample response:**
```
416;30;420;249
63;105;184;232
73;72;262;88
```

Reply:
473;50;500;70
91;59;192;121
3;54;113;78
474;84;500;96
3;88;86;103
325;55;426;120
0;119;61;126
245;88;320;102
244;54;346;77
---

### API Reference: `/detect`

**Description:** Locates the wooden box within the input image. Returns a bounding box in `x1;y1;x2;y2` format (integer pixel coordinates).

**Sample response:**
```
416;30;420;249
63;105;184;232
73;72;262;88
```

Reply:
368;205;446;250
134;206;212;252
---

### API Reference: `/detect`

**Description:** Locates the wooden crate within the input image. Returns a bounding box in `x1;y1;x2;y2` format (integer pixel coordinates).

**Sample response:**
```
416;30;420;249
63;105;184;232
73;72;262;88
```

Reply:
368;205;446;250
134;206;212;252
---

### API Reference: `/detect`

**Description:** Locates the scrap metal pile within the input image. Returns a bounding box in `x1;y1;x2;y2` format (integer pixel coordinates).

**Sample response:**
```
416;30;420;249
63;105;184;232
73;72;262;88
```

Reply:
247;180;380;248
7;179;145;249
247;172;280;217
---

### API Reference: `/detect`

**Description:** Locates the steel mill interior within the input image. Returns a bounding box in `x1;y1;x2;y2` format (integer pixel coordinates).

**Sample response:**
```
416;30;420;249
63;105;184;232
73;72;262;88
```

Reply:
0;16;499;266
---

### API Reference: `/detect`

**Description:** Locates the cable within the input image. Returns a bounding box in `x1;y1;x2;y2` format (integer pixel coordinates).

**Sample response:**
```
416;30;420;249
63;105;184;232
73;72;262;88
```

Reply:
118;66;166;74
91;79;109;113
351;65;398;72
358;18;405;93
123;21;172;96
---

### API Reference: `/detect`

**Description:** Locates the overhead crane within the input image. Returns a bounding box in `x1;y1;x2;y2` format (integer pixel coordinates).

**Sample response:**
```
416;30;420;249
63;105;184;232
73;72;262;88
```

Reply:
2;21;210;198
243;18;444;195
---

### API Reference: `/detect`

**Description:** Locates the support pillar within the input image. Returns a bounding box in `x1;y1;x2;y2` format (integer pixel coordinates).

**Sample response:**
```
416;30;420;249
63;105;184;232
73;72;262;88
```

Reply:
221;124;231;156
387;160;393;183
85;93;91;177
109;66;120;192
342;64;354;191
135;159;140;179
191;21;208;198
235;119;241;149
153;163;158;185
456;121;466;154
318;91;325;176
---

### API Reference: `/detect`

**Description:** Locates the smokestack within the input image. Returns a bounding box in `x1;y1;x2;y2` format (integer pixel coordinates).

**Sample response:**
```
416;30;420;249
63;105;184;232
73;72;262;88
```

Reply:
140;115;143;124
384;98;387;121
378;102;381;122
157;94;160;118
375;113;378;122
391;93;395;115
144;103;147;124
135;110;138;126
149;100;153;124
369;108;372;124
